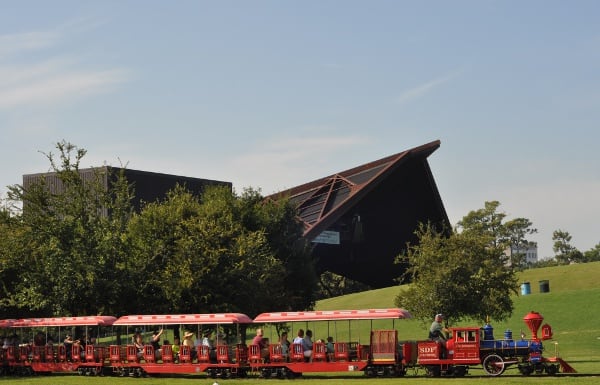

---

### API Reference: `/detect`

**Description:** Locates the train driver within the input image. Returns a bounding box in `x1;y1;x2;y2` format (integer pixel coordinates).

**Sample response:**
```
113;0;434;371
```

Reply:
429;314;449;342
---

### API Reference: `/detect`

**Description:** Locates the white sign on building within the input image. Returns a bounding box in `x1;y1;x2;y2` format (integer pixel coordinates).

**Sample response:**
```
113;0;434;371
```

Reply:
312;230;340;245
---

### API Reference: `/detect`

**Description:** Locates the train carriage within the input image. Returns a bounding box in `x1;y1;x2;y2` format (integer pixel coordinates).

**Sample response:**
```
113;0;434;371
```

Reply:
5;316;116;375
251;308;412;378
111;313;253;378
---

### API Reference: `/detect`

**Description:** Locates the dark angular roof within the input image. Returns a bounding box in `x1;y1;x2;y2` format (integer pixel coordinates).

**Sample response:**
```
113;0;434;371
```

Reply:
270;140;449;288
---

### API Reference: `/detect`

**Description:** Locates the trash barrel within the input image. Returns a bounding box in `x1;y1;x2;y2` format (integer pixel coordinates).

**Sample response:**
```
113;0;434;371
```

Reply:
539;280;550;293
520;281;531;295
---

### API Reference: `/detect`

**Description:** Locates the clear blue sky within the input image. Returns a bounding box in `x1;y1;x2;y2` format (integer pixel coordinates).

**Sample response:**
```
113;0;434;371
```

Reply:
1;0;598;259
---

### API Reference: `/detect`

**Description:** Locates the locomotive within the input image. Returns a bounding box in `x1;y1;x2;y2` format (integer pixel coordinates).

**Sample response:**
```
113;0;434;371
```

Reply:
407;310;574;376
0;309;575;378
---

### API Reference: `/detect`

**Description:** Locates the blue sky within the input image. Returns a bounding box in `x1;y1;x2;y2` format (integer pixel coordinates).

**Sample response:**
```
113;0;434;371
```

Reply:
1;0;598;259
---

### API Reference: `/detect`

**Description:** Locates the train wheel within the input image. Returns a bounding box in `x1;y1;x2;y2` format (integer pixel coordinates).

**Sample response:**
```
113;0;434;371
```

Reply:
518;363;533;375
426;365;441;377
453;366;467;377
482;354;505;376
546;364;558;375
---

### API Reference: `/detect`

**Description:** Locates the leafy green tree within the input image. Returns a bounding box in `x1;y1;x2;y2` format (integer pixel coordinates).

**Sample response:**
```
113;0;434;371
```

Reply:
1;141;315;318
552;230;583;264
1;141;134;316
396;201;521;324
583;243;600;262
458;201;537;269
240;188;317;312
457;201;506;247
503;218;538;268
125;185;315;317
0;201;25;317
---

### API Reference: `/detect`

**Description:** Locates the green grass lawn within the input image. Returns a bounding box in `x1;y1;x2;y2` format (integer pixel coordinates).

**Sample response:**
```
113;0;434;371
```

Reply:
2;262;599;383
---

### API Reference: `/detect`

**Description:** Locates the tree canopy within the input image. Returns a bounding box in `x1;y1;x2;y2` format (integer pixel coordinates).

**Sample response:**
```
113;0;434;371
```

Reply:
394;201;526;324
552;229;584;264
0;141;315;318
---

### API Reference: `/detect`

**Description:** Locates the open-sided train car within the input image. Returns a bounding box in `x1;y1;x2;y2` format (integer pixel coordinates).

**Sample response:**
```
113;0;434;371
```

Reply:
1;315;116;375
251;308;412;378
111;313;253;378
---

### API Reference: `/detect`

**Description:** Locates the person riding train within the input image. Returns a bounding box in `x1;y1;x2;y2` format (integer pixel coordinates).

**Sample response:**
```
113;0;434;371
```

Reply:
429;314;450;358
429;314;449;342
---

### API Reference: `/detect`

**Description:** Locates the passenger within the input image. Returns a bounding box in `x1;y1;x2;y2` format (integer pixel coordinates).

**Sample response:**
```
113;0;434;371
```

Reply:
134;333;145;359
252;328;269;361
279;332;290;360
215;332;227;346
172;337;181;362
2;336;10;350
150;329;164;359
63;334;74;361
200;331;216;362
183;331;196;360
195;331;205;351
34;331;45;346
69;336;83;360
303;330;313;361
293;329;304;345
326;336;334;360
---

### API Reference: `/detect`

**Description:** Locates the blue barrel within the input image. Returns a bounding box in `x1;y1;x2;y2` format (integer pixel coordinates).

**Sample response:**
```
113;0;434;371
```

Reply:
539;280;550;293
521;281;531;295
504;329;513;340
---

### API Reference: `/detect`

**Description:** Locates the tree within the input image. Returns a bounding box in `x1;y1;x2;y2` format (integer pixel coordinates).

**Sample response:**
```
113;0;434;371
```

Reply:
1;141;134;316
503;218;538;269
458;201;537;269
583;243;600;262
124;185;316;317
396;201;523;324
457;201;506;247
552;230;583;264
1;141;316;318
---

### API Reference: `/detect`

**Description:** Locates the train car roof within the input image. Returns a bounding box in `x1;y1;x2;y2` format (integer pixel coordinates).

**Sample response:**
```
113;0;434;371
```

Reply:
0;319;16;328
253;308;411;323
11;316;117;327
114;313;253;325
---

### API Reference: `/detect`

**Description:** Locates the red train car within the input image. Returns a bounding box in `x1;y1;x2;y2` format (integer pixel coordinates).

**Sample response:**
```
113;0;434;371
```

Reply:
3;316;116;375
251;308;412;378
111;313;253;378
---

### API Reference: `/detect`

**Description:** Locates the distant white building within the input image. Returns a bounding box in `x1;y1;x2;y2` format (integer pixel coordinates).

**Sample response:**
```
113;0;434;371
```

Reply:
506;242;538;265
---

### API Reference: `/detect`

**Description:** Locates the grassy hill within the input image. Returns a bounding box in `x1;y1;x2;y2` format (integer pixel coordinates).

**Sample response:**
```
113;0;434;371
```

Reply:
315;261;600;373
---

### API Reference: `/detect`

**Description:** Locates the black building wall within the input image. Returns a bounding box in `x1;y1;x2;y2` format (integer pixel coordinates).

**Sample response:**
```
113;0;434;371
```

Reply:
22;167;231;213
